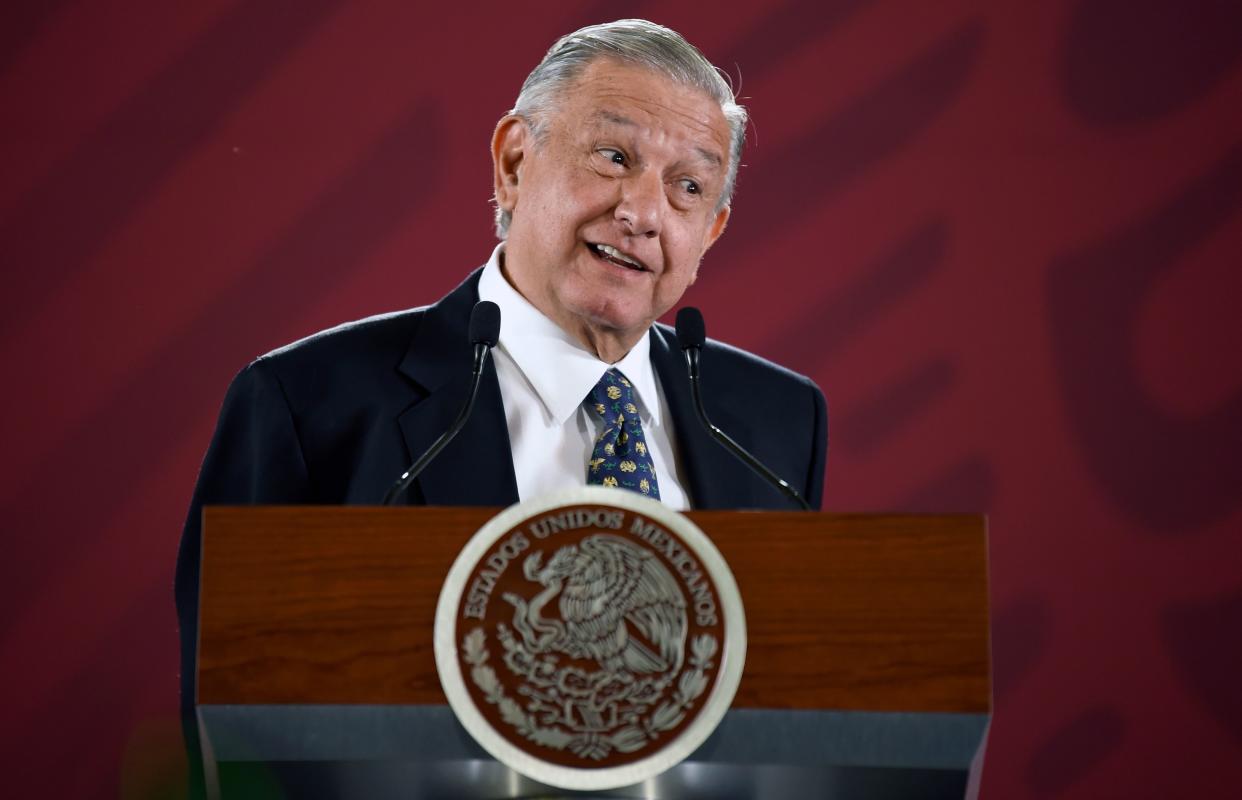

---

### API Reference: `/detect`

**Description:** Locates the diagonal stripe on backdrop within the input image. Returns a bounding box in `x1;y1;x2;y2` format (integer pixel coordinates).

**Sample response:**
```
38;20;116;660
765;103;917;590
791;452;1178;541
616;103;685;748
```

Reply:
0;0;343;341
896;455;995;513
718;21;983;274
0;0;71;75
836;358;957;458
716;0;872;84
0;98;444;645
761;219;948;375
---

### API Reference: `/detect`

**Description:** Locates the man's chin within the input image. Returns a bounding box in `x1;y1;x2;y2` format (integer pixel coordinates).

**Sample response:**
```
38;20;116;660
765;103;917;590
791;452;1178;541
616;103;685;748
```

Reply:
565;300;655;350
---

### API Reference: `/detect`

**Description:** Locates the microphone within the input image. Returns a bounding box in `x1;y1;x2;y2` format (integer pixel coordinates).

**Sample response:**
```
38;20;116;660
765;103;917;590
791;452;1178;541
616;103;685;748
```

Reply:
382;300;501;505
675;307;811;511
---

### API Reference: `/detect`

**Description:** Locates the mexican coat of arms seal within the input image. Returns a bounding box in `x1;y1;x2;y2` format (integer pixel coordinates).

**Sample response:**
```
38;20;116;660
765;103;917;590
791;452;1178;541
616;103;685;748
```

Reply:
434;487;746;791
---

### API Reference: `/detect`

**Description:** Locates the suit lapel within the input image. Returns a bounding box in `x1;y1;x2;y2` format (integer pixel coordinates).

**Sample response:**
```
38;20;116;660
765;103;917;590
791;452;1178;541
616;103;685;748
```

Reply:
396;269;519;507
650;326;764;510
393;287;763;510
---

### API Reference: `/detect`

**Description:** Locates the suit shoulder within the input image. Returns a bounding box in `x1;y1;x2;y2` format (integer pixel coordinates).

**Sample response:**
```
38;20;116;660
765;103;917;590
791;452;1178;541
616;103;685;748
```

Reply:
237;307;431;414
254;306;428;372
652;322;819;393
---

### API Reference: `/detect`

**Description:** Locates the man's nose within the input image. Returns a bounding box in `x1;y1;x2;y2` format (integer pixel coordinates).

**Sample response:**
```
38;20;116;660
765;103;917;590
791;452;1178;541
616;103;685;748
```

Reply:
614;170;663;238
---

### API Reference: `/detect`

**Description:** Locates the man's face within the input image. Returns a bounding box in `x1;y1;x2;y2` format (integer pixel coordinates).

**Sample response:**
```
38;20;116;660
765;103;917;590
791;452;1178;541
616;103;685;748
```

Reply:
493;58;732;353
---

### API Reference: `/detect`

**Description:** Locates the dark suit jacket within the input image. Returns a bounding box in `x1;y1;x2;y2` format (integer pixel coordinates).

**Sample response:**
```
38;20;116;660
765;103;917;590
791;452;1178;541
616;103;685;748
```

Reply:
174;267;826;784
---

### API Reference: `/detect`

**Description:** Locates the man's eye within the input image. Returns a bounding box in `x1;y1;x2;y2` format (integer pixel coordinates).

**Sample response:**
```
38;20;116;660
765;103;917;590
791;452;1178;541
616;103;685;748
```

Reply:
680;179;701;195
600;148;626;166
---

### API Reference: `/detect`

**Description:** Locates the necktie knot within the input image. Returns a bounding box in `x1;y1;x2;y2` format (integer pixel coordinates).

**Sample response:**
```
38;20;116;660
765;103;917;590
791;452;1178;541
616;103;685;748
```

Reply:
588;368;638;419
584;369;660;499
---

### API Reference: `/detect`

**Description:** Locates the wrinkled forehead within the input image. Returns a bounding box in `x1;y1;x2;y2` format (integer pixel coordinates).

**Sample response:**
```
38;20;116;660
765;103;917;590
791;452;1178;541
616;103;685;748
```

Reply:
587;108;725;171
557;60;731;163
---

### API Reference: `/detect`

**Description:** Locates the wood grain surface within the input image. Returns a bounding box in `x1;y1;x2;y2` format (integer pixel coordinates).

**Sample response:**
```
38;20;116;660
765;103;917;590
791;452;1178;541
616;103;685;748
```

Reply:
198;507;989;713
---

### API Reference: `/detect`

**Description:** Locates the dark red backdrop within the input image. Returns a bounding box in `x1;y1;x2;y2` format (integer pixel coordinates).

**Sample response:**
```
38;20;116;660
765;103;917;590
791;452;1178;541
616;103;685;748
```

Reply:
3;1;1240;797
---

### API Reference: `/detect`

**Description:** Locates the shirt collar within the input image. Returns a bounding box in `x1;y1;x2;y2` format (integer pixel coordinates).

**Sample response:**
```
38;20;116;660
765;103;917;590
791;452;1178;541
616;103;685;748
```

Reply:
477;244;661;427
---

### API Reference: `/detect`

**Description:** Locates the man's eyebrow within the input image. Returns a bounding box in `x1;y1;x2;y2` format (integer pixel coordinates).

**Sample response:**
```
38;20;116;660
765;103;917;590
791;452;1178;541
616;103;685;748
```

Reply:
694;146;723;168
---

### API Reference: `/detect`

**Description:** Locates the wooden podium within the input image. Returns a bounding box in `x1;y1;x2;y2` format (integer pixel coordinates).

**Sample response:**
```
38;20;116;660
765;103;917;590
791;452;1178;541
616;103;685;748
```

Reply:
197;507;990;799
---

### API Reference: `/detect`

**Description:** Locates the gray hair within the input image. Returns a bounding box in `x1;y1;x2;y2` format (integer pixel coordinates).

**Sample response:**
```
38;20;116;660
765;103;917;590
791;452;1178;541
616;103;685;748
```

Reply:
494;18;748;239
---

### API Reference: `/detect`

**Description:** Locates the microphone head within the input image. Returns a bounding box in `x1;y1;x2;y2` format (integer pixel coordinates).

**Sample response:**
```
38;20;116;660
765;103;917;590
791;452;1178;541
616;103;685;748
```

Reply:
469;301;501;347
675;306;706;350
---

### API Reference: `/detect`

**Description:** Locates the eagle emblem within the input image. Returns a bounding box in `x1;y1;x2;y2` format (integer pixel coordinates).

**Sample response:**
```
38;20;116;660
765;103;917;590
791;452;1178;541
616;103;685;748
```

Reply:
503;534;687;677
437;490;744;790
462;533;718;761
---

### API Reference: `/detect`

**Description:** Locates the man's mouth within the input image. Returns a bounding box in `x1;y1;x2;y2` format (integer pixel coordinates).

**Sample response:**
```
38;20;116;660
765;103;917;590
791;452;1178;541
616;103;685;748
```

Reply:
588;242;648;272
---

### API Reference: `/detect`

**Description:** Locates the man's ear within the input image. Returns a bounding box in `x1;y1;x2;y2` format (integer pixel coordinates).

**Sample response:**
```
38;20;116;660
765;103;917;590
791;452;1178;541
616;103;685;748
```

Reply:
703;204;730;252
688;205;731;287
492;115;528;215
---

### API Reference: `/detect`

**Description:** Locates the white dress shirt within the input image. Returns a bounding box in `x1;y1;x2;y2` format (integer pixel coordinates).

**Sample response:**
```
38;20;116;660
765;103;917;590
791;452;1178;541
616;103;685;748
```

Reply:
476;245;690;510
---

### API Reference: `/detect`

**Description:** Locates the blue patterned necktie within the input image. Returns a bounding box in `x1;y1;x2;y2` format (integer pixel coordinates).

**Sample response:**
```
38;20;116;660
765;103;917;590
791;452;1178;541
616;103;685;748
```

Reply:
584;368;661;500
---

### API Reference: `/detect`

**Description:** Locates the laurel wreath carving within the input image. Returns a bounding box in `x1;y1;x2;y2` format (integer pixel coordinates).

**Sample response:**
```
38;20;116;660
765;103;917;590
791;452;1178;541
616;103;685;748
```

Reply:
462;627;717;760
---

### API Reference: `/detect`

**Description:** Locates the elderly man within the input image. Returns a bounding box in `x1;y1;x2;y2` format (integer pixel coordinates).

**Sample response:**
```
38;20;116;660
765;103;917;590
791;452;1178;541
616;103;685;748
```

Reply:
176;17;826;792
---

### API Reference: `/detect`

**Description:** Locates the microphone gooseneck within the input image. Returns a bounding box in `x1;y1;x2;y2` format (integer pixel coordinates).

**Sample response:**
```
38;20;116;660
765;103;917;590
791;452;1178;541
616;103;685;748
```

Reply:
382;300;501;505
675;307;811;511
